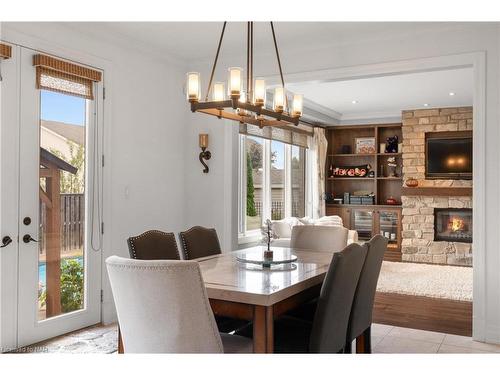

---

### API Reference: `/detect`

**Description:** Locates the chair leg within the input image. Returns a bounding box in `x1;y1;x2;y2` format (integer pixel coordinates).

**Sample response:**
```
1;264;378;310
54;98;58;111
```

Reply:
343;340;352;353
355;326;372;354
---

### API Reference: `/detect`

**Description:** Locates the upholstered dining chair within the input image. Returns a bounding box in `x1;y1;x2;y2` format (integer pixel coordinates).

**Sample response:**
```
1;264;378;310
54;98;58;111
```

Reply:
106;256;253;353
290;225;349;253
179;226;222;260
178;225;249;333
237;243;367;353
344;235;388;354
127;230;180;260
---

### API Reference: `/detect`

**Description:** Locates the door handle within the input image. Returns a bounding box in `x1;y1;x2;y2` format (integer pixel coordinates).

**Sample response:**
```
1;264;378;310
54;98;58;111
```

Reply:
1;236;13;248
23;234;38;244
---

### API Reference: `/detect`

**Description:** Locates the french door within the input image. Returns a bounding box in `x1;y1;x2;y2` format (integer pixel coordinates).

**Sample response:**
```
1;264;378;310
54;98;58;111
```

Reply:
0;45;102;350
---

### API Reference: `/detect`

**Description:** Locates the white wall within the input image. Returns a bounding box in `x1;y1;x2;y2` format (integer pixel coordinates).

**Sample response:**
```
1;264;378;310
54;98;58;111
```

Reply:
184;23;500;344
1;22;188;324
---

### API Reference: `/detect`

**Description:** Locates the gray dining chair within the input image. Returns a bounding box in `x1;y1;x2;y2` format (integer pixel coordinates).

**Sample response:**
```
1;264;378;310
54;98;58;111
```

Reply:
106;256;252;353
244;243;367;353
127;230;180;260
344;235;387;353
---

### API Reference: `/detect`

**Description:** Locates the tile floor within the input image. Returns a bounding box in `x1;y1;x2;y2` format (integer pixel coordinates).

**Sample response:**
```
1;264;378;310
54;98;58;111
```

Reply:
16;323;500;354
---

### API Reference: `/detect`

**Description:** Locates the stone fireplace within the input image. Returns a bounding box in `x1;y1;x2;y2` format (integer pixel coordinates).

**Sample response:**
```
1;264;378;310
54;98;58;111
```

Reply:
401;106;473;266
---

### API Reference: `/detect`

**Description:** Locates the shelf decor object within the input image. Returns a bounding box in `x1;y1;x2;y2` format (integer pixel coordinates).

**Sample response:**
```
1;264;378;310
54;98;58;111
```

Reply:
185;22;307;132
355;137;376;154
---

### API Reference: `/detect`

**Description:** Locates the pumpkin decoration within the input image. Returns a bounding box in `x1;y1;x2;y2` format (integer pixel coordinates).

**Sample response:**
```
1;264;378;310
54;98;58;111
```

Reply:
332;164;371;178
405;177;419;188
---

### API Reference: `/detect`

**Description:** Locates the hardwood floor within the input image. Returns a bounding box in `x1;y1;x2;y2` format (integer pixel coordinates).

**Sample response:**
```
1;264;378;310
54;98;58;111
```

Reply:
373;292;472;337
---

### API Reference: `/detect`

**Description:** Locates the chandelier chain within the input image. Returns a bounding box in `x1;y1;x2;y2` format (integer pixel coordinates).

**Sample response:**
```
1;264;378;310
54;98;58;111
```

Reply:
205;21;227;101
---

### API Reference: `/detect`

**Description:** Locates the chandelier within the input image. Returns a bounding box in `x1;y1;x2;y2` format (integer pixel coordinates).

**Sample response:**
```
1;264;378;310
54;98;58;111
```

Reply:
186;22;303;128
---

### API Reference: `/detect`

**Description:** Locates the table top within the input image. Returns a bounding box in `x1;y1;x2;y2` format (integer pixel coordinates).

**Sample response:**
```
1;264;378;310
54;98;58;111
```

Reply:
197;246;333;306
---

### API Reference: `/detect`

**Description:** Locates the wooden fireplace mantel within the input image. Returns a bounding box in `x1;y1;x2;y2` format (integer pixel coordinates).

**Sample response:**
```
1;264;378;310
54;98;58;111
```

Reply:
401;187;472;197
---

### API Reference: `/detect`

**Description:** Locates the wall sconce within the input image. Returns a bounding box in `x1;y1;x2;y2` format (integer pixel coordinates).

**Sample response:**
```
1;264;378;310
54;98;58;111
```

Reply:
199;134;211;173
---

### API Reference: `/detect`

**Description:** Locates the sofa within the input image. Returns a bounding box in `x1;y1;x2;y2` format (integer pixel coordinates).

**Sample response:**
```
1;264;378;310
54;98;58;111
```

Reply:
268;216;358;248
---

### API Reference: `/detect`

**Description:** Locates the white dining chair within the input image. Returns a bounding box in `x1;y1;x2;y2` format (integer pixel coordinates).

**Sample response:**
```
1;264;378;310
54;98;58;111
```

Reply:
290;225;349;253
106;256;253;353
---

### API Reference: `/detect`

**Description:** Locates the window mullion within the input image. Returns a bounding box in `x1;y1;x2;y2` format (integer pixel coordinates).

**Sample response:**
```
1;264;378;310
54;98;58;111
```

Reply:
263;139;272;222
284;144;292;218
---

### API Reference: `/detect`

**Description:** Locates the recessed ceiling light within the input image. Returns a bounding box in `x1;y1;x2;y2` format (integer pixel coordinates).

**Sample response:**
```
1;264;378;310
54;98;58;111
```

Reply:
351;100;358;104
423;103;429;107
449;92;456;96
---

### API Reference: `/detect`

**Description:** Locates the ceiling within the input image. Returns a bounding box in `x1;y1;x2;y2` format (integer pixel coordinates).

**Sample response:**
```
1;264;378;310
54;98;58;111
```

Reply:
64;22;471;62
289;68;473;123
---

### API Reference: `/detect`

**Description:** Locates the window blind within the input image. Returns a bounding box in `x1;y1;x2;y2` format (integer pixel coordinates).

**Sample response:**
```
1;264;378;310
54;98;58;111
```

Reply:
33;54;102;100
239;122;312;148
0;43;12;59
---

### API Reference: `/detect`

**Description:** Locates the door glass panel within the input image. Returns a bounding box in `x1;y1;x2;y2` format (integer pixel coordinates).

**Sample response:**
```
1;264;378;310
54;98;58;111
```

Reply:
38;90;87;320
245;136;263;231
353;210;373;241
379;210;399;246
291;145;305;217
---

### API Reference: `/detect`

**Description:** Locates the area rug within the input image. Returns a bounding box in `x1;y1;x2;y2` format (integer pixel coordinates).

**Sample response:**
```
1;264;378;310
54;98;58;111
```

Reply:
376;261;473;302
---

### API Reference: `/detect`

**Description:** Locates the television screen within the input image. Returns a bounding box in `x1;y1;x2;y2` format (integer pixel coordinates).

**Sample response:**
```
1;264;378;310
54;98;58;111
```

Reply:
426;136;472;178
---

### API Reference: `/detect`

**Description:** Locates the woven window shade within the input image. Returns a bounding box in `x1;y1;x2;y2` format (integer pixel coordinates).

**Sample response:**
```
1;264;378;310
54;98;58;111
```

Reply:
239;122;311;148
0;43;12;59
33;54;102;100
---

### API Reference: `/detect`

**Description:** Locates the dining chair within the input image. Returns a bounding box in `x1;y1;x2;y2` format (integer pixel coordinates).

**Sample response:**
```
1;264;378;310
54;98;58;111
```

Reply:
127;230;180;260
179;226;222;260
344;235;387;354
290;225;348;253
178;225;249;333
237;243;367;353
106;256;253;353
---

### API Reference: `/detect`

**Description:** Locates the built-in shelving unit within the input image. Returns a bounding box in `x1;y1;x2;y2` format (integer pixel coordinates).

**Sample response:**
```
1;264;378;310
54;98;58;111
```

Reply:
325;123;403;261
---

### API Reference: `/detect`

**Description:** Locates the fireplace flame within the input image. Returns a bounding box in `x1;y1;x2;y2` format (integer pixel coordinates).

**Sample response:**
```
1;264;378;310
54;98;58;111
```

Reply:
449;217;465;232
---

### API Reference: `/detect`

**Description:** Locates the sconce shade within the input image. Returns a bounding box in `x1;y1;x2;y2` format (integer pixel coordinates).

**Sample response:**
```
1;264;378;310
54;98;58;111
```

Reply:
199;134;209;149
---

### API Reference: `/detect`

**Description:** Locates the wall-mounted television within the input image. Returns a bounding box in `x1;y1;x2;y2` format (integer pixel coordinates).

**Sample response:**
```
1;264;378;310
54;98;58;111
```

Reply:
425;131;472;180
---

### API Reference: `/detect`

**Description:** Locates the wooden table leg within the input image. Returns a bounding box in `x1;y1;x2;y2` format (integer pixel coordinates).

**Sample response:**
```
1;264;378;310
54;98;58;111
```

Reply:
253;305;274;353
118;326;124;354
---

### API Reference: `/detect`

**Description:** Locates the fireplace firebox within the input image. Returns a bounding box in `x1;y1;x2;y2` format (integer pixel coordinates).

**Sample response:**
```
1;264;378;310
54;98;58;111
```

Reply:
434;208;472;243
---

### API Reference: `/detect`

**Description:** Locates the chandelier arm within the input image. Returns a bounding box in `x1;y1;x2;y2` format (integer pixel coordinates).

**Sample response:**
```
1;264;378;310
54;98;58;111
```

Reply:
270;22;285;88
246;22;250;99
204;21;227;101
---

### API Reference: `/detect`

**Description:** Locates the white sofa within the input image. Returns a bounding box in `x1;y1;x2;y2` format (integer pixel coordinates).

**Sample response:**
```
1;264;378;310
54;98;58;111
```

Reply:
269;216;358;248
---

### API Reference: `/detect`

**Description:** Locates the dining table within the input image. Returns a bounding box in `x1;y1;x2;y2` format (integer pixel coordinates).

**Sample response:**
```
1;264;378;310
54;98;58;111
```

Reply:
198;246;333;353
117;246;333;354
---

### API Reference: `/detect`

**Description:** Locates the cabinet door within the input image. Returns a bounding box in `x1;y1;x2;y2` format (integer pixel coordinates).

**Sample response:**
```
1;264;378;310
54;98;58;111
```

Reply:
326;206;351;228
351;208;375;242
378;209;401;249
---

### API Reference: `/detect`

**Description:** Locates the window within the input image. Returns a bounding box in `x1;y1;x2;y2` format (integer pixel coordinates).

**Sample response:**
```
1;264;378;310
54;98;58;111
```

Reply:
239;134;309;235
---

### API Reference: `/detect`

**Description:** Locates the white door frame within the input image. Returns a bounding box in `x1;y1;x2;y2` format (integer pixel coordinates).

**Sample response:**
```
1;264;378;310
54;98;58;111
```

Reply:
0;42;21;352
0;30;112;349
261;52;486;341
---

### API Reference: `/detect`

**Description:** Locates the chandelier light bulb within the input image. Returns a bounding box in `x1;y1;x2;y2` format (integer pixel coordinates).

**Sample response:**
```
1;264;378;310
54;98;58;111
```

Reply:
292;94;303;117
212;82;225;102
254;78;266;106
186;72;200;102
273;87;285;113
228;67;243;98
238;91;248;116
